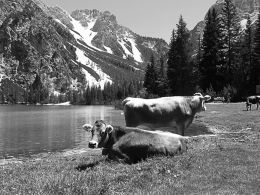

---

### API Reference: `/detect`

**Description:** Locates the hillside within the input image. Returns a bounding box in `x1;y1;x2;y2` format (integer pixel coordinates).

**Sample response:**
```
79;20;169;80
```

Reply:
0;0;168;103
190;0;260;55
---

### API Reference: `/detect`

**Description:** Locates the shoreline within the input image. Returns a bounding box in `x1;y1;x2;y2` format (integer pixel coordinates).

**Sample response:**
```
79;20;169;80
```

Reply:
0;147;102;166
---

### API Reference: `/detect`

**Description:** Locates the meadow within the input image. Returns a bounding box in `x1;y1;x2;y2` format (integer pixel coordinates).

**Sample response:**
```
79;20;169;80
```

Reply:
0;103;259;194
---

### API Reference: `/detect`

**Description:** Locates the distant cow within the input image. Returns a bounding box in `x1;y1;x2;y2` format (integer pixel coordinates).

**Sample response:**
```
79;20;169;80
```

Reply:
122;93;211;136
246;96;260;111
83;120;187;164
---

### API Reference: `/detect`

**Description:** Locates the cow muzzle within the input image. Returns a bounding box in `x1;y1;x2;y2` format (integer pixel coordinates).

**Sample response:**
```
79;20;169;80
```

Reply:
88;141;98;148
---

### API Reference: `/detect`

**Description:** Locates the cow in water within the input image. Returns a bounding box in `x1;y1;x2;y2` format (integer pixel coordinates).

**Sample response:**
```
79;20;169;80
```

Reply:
122;93;211;136
83;120;187;164
246;96;260;111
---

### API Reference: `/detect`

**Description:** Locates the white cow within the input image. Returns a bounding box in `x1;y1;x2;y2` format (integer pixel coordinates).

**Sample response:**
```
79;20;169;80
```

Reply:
122;93;211;136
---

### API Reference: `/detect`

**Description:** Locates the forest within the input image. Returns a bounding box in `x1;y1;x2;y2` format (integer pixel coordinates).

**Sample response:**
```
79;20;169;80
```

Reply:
144;0;260;102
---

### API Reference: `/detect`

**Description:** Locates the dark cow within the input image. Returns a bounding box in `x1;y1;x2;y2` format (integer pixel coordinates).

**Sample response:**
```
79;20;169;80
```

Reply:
122;93;211;136
83;120;187;164
246;96;260;111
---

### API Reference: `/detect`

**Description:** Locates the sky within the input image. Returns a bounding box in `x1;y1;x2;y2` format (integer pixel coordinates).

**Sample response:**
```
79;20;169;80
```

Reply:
41;0;217;43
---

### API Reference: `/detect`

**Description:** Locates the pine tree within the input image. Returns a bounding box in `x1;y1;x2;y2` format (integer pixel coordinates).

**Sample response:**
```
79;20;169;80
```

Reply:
199;8;222;92
219;0;241;82
167;16;193;95
167;29;177;94
251;13;260;93
156;55;168;96
238;15;253;95
144;55;158;95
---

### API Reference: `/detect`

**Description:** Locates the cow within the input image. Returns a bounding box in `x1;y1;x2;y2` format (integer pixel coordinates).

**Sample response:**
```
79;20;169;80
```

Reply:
122;93;211;136
246;96;260;111
83;120;188;164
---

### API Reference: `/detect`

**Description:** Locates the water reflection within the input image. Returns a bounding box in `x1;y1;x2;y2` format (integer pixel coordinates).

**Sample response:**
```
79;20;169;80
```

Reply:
0;105;125;159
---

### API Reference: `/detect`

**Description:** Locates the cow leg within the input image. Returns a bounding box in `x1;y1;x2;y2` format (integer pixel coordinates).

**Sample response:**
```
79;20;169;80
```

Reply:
176;122;185;136
177;116;194;136
108;146;131;163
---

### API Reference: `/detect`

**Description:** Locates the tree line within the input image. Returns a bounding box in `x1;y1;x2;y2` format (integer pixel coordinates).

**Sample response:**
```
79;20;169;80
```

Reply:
0;77;143;105
1;0;260;104
144;0;260;101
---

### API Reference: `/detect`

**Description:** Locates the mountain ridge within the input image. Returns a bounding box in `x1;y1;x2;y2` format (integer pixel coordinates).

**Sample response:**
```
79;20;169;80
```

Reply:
0;0;168;103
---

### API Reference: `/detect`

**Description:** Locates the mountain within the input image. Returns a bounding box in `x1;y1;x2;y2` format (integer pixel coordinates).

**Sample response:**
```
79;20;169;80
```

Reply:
0;0;168;103
190;0;260;55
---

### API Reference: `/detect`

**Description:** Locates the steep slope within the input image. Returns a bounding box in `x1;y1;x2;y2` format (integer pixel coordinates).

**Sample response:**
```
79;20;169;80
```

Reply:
49;7;168;64
0;0;168;103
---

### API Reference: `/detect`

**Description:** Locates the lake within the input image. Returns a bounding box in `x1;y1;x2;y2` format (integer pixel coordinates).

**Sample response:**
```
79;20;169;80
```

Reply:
0;105;125;159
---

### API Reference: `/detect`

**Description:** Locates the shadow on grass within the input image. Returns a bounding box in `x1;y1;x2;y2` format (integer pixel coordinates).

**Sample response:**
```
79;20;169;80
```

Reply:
75;161;100;171
185;123;213;137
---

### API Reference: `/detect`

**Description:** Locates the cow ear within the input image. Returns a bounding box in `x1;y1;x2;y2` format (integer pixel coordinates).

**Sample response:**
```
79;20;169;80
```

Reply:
82;124;93;131
203;95;211;101
106;125;114;134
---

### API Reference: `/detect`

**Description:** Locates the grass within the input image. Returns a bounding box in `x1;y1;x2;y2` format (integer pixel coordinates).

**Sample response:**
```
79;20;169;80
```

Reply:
1;103;260;194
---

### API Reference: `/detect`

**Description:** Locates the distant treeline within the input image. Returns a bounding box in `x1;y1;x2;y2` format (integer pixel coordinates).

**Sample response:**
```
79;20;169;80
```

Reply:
0;78;143;105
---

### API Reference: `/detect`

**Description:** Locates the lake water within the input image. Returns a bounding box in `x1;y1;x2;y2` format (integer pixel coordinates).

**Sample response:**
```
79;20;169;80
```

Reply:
0;105;125;159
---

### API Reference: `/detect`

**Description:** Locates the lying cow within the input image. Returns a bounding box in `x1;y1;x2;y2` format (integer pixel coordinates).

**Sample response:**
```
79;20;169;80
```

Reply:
83;120;187;164
246;96;260;111
122;93;211;136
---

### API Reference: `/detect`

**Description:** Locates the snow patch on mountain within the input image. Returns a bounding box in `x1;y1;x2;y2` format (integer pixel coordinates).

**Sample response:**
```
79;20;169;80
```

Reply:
0;74;4;84
103;45;113;54
118;39;131;59
240;11;259;31
54;19;67;29
128;38;143;63
117;36;143;63
142;41;156;51
69;16;102;52
74;47;112;89
240;18;248;30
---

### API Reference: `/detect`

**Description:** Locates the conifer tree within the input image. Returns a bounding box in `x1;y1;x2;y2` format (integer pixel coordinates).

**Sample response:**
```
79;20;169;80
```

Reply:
238;15;253;95
156;55;168;96
219;0;241;82
167;16;193;95
251;13;260;93
144;55;158;94
199;8;222;92
167;29;177;94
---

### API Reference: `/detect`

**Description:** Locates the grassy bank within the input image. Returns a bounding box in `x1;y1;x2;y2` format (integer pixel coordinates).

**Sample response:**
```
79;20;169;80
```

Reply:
1;103;260;194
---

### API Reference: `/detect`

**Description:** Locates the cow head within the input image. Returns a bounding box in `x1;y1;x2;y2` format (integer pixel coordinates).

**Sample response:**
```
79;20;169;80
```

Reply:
193;93;211;112
83;120;108;148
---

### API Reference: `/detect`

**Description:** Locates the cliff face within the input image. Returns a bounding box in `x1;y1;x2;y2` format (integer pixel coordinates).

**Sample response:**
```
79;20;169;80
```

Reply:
0;0;84;97
50;8;168;63
0;0;169;102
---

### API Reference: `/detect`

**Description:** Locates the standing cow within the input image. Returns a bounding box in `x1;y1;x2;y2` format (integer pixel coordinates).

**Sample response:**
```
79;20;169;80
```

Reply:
83;120;187;164
246;96;260;111
122;93;211;136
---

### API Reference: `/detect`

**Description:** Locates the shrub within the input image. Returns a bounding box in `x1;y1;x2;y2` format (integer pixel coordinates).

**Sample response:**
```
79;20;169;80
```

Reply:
205;84;217;99
222;84;237;102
